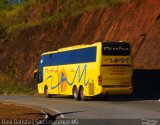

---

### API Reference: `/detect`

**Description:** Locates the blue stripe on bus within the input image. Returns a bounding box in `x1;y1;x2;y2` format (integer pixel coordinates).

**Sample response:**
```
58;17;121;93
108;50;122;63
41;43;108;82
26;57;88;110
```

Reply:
38;47;96;83
39;46;96;67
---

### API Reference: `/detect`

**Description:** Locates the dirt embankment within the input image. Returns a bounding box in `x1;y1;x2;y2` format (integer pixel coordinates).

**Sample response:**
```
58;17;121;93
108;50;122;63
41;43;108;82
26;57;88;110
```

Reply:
0;103;45;124
0;0;160;87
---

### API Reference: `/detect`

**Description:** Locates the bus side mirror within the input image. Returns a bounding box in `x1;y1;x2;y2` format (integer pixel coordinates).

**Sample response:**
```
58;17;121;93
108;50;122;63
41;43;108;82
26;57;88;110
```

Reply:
33;70;39;83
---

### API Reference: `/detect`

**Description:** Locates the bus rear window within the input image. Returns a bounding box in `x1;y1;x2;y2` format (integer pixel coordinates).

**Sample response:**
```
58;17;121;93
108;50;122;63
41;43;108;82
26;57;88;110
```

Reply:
102;42;130;56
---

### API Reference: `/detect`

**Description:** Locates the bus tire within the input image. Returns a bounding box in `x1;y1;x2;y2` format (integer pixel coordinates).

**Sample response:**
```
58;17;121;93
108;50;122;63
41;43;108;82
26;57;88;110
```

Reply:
73;86;80;100
80;86;86;101
44;86;52;98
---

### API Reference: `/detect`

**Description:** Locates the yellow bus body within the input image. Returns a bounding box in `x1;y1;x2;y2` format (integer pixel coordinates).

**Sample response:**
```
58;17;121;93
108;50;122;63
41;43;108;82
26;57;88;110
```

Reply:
37;42;133;97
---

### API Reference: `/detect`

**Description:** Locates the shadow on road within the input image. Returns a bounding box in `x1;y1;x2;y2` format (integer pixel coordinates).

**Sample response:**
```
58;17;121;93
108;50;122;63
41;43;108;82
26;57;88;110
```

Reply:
92;69;160;101
133;69;160;100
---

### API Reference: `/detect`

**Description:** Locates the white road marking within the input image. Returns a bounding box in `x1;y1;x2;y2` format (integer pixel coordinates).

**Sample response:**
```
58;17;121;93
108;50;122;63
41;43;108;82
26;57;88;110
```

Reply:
47;107;64;118
44;112;48;119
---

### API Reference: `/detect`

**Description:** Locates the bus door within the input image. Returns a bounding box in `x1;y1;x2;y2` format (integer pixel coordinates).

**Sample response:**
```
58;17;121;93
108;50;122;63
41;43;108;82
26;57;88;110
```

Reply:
55;51;71;95
50;54;60;94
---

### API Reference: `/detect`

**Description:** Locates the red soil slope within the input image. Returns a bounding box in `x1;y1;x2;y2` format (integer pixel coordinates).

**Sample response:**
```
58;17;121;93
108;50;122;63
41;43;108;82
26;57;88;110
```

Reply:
0;0;160;86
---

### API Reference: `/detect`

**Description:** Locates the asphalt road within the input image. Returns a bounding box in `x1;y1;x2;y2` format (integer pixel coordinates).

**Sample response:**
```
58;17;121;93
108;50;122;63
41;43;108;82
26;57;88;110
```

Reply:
0;95;160;125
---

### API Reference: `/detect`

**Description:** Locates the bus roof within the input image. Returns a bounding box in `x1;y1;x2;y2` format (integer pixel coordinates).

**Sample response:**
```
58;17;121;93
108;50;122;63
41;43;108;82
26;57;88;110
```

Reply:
41;42;101;56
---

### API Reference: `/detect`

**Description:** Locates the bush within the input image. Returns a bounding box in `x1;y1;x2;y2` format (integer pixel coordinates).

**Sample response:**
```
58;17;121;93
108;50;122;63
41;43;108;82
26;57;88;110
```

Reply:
0;0;8;11
0;24;6;39
0;0;130;33
0;72;36;95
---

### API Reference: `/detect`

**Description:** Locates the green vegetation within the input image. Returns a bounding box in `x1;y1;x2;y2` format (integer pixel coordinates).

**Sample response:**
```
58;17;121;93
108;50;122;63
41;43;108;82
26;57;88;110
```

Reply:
0;0;8;11
0;0;129;33
0;24;6;39
0;0;129;94
0;73;36;95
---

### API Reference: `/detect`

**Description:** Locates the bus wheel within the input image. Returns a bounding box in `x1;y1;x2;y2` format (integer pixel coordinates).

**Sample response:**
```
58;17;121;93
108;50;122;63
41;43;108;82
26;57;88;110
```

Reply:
80;87;86;101
73;86;80;100
44;86;51;98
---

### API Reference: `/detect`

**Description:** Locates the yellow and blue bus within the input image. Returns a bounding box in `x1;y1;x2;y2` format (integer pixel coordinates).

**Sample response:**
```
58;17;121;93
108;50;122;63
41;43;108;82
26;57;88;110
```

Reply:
34;42;133;100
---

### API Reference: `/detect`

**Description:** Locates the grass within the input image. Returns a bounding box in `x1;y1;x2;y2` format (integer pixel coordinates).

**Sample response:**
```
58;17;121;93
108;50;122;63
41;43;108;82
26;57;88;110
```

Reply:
0;72;37;95
0;82;36;95
0;24;6;39
0;0;130;33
